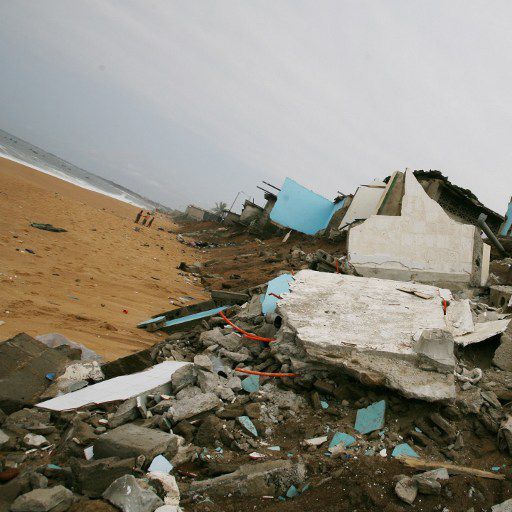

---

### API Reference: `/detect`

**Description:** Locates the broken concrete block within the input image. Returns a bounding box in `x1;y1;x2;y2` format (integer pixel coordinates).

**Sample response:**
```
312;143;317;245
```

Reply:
10;485;74;512
304;436;327;447
94;424;180;460
189;459;306;497
355;400;386;434
241;375;260;393
0;428;10;447
147;471;180;505
103;474;163;512
413;476;441;495
492;498;512;512
70;456;136;498
168;392;220;422
395;476;418;504
493;321;512;371
23;433;49;448
391;443;419;458
170;364;196;393
237;415;258;437
193;354;213;372
455;319;510;347
413;329;455;373
276;270;456;401
110;398;139;428
328;432;355;451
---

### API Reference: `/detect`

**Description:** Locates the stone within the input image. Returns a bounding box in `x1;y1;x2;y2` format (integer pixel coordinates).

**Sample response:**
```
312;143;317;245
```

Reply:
276;270;456;401
194;415;223;447
23;433;49;448
0;428;10;447
10;485;74;512
395;477;418;504
168;392;220;423
94;424;180;460
494;321;512;371
193;354;213;372
414;476;441;495
492;499;512;512
413;329;455;373
29;472;49;489
147;472;180;505
170;365;196;393
109;399;139;428
304;436;327;447
70;456;136;498
102;474;163;512
175;386;202;401
244;403;261;419
416;468;449;481
189;459;306;497
4;408;52;434
354;400;386;434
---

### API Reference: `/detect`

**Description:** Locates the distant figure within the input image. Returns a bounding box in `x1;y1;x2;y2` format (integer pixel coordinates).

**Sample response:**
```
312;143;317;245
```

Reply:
147;215;155;228
134;209;143;223
141;211;150;226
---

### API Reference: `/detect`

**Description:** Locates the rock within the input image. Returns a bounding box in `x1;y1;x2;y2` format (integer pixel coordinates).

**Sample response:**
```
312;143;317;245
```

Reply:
94;424;181;461
10;485;74;512
199;328;226;348
414;476;441;494
23;433;49;448
170;365;196;393
416;468;449;481
189;459;306;497
194;415;223;447
29;472;49;489
492;498;512;512
0;428;10;447
4;408;53;434
395;476;418;504
110;398;140;428
193;354;213;372
244;403;261;419
494;322;512;371
168;392;220;423
175;386;202;401
147;472;180;505
70;457;136;498
225;377;242;392
102;475;163;512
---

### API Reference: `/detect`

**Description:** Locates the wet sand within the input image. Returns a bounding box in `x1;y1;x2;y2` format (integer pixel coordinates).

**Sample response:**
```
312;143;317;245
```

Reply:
0;157;207;360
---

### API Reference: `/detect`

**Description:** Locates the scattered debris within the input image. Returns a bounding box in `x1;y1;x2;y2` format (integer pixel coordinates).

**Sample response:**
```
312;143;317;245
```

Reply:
30;222;67;232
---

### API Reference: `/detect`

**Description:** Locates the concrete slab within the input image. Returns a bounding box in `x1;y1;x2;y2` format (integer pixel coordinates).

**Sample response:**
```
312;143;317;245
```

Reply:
37;361;190;411
454;319;511;346
276;270;457;401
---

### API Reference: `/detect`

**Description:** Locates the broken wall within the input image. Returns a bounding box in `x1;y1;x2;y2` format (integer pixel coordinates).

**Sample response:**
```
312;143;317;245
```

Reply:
348;171;488;286
500;197;512;237
338;180;387;229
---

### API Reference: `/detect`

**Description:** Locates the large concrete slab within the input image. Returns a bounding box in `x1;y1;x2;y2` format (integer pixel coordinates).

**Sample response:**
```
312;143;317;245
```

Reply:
348;171;486;286
276;270;457;401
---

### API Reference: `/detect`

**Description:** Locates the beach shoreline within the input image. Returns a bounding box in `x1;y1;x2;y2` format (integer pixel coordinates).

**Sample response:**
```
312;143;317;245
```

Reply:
0;156;207;360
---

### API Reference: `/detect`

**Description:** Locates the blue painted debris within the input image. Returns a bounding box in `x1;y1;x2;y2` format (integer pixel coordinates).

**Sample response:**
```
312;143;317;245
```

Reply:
261;274;294;314
45;372;56;381
137;315;166;328
161;307;228;329
391;443;419;459
269;177;346;235
242;375;260;393
148;455;173;474
286;485;300;498
268;446;281;451
492;466;501;472
320;400;329;409
237;415;258;437
329;432;356;451
499;197;512;236
355;400;386;434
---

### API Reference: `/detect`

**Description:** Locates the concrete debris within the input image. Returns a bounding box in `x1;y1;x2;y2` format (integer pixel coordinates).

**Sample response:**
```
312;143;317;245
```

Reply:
395;476;418;504
276;270;457;401
10;485;74;512
36;333;103;361
354;400;386;434
147;472;180;505
492;498;512;512
102;474;163;512
189;459;306;497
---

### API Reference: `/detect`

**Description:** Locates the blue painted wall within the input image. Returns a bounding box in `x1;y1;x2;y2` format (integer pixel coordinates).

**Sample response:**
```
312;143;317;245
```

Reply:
269;177;345;235
500;198;512;236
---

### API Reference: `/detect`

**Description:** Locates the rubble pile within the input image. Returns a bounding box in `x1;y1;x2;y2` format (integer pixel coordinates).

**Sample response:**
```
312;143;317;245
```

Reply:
2;170;512;511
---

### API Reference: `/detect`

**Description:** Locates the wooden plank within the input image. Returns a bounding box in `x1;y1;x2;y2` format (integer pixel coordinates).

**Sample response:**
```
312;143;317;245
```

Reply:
400;456;505;480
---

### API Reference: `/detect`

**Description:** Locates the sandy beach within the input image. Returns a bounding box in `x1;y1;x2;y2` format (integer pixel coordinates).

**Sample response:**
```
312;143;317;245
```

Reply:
0;157;207;360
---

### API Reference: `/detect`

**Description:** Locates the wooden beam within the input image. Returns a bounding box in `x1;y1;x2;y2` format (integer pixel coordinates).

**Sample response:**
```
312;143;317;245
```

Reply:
400;457;505;480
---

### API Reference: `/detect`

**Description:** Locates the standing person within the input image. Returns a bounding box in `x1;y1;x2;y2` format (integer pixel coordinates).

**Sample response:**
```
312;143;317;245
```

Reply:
134;209;143;223
147;214;155;228
141;211;150;226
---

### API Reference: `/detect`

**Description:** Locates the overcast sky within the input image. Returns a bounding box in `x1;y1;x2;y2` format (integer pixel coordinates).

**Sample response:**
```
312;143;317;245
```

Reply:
1;1;511;212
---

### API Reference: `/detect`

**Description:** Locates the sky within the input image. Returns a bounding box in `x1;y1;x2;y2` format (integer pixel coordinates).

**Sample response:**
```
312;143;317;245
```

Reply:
0;1;511;213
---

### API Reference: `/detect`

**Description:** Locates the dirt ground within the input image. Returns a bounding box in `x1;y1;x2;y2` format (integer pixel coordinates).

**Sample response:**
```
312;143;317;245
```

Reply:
0;157;207;360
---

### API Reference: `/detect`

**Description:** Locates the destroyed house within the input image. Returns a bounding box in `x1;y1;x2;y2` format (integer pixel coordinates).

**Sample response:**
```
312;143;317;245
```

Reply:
185;204;221;222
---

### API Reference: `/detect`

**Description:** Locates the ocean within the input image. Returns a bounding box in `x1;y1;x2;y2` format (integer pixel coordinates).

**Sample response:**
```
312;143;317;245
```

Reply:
0;128;162;210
